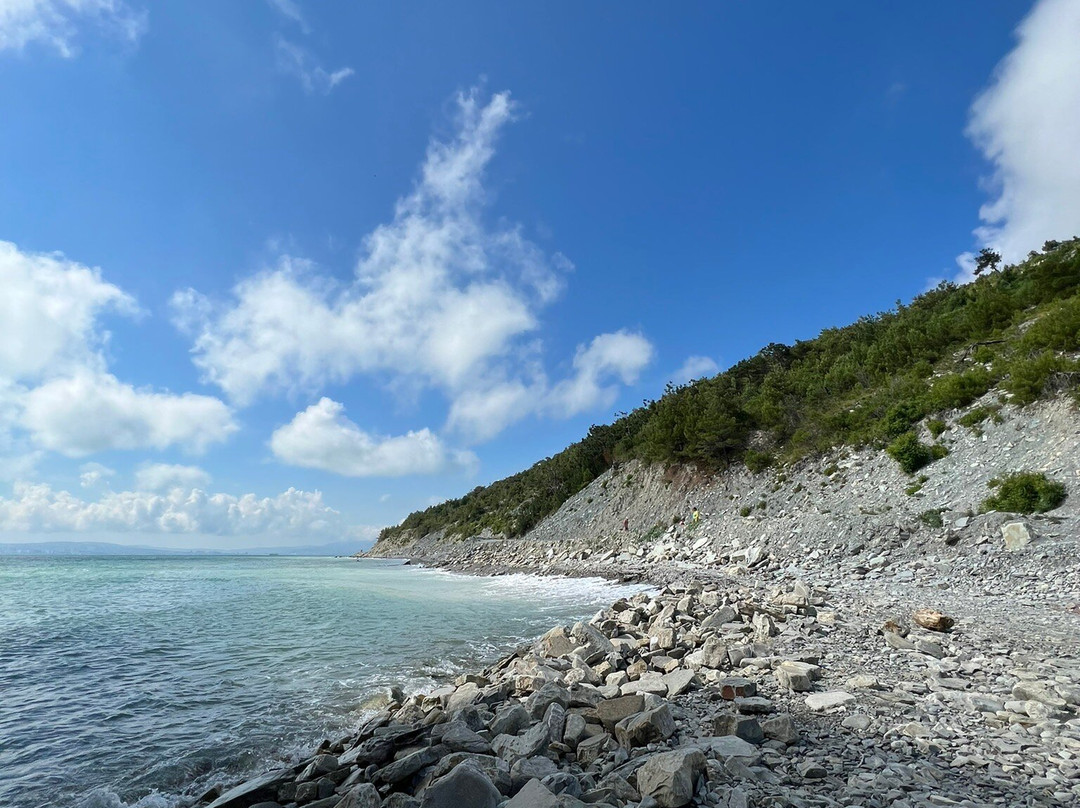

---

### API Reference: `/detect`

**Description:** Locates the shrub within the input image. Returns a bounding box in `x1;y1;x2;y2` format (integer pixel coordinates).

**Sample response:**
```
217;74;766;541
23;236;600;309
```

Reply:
971;345;996;364
882;400;926;439
1004;351;1070;404
926;419;947;438
928;368;993;410
887;432;948;474
957;405;1001;430
739;505;752;518
744;449;774;473
918;509;945;528
981;471;1067;514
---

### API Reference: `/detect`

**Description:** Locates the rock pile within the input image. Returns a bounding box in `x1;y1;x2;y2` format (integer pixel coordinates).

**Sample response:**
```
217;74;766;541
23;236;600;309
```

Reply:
200;575;1080;808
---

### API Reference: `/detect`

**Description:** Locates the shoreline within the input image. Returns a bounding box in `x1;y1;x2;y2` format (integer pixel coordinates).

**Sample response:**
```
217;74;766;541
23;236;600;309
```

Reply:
201;529;1080;808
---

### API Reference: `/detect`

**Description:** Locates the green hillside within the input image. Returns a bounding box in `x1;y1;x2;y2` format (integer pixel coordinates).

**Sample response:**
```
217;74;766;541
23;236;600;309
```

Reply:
378;239;1080;547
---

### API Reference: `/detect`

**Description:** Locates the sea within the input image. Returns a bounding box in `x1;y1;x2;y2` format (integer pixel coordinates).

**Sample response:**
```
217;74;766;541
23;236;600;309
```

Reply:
0;555;646;808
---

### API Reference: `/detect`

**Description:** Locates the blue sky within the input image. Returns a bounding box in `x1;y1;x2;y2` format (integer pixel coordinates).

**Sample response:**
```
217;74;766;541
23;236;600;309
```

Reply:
1;0;1078;548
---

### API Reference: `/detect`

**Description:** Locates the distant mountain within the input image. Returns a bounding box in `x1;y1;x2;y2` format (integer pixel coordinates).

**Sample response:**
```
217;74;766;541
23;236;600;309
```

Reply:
0;539;373;557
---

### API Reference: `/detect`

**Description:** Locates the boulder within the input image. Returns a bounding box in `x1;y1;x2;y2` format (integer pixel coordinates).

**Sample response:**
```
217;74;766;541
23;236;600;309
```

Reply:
490;704;531;736
440;722;492;754
700;605;739;630
527;683;571;718
492;722;550;762
595;694;644;731
428;753;511;795
615;704;676;748
505;778;561;808
419;762;501;808
206;769;293;808
635;748;707;808
700;637;728;669
374;745;445;784
805;691;855;712
569;621;614;661
912;609;954;632
662;669;697;697
334;783;380;808
1002;521;1033;550
712;714;763;744
510;756;559;793
761;714;799;744
717;677;756;700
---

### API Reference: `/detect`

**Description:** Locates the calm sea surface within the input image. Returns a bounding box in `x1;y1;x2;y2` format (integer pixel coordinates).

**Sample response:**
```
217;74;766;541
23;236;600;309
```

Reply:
0;555;644;808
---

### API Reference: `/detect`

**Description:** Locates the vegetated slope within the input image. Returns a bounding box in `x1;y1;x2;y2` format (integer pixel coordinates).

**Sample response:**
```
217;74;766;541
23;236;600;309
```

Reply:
376;239;1080;550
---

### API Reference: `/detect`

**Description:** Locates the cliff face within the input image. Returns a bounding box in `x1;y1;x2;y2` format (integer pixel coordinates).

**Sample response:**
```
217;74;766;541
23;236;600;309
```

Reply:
370;392;1078;562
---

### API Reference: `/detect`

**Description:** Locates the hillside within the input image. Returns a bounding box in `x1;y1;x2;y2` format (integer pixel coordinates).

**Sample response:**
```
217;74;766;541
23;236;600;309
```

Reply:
374;239;1080;553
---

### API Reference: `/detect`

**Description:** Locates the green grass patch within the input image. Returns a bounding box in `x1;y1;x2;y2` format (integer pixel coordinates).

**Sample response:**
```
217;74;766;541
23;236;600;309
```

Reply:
981;471;1067;514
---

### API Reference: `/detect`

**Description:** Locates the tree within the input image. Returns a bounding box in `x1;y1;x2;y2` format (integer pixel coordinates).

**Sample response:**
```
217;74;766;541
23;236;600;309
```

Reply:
974;248;1001;275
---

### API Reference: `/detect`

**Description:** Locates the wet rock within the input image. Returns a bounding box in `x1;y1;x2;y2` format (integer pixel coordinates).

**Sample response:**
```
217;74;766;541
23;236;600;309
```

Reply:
333;783;380;808
419;762;500;808
206;769;293;808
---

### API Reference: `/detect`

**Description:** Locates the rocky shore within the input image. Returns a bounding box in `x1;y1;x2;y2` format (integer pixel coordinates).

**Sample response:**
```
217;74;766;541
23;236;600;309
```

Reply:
198;510;1079;808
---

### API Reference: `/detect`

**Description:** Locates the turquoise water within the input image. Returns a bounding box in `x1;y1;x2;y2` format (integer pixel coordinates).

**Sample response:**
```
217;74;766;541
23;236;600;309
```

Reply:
0;555;643;808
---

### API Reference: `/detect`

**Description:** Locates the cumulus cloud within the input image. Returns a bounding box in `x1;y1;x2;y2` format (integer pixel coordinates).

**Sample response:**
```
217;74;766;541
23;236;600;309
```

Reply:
79;461;114;488
174;88;651;443
671;355;720;385
0;0;146;56
447;330;654;442
271;397;477;477
20;371;236;456
0;241;237;459
0;481;355;537
135;463;211;492
0;240;136;380
275;36;353;95
961;0;1080;273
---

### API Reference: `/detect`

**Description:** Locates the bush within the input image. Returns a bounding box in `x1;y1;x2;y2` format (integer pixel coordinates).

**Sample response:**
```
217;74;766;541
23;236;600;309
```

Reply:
981;471;1067;514
926;419;947;438
928;368;993;410
886;432;948;474
1004;351;1069;404
957;405;1001;429
744;449;774;473
739;505;752;518
918;509;945;528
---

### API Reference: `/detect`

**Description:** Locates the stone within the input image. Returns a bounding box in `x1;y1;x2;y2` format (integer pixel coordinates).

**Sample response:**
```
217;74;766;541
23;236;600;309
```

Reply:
884;631;917;651
713;714;763;744
382;796;420;808
298;754;338;782
798;760;827;779
636;748;707;808
440;721;492;754
492;722;550;763
700;606;739;630
490;704;532;736
615;704;676;748
541;772;582;797
662;668;697;697
734;696;773;714
510;756;559;793
419;762;501;808
206;769;293;808
775;666;811;692
334;783;381;808
570;621;615;660
563;712;587;745
718;677;756;700
761;714;799;744
912;609;954;632
805;691;855;712
595;694;645;730
575;732;613;766
527;683;571;718
1001;521;1032;550
375;745;444;784
701;637;729;669
842;714;872;731
446;682;481;713
505;778;561;808
538;626;577;657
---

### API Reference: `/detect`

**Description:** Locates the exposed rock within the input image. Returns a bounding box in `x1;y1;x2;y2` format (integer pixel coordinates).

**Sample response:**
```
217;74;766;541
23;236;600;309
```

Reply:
635;748;707;808
419;762;500;808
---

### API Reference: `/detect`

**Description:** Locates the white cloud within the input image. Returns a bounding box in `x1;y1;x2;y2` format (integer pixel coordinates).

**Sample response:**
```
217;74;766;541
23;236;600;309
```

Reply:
275;36;353;95
545;331;655;418
266;0;305;28
20;371;236;456
174;88;651;443
0;240;136;381
0;0;146;56
671;355;719;385
271;397;477;477
0;240;237;460
79;461;114;488
0;480;355;537
962;0;1080;269
135;463;211;492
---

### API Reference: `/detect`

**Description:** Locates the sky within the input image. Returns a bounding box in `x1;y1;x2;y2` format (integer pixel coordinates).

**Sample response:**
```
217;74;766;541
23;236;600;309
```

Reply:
0;0;1078;549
